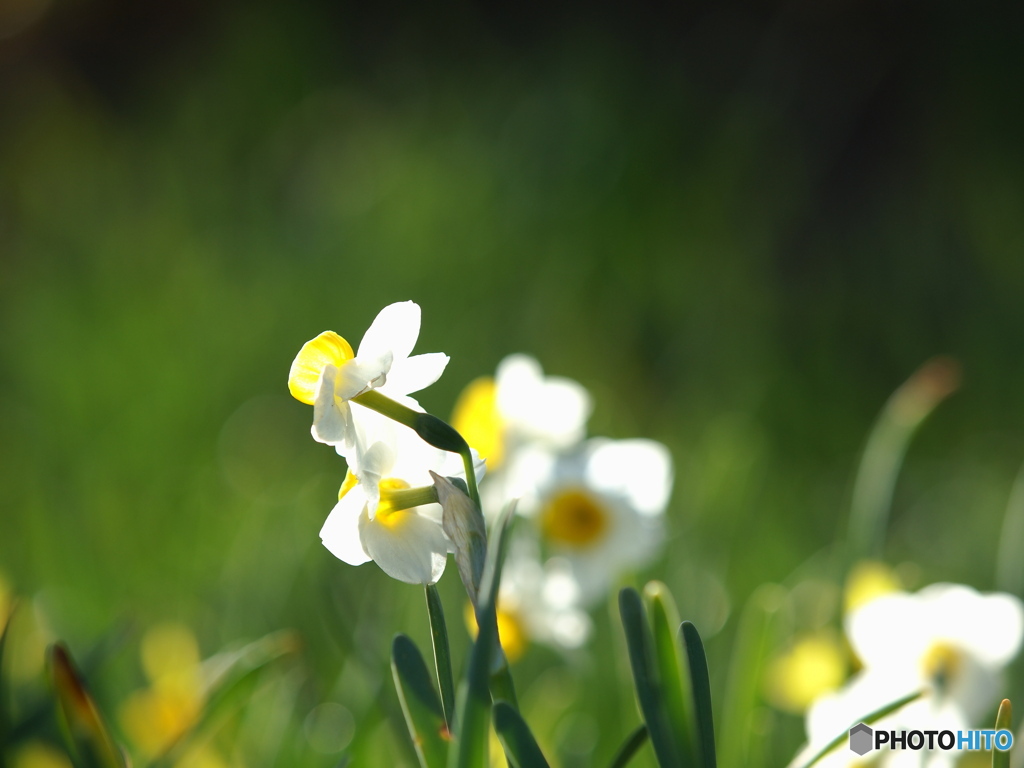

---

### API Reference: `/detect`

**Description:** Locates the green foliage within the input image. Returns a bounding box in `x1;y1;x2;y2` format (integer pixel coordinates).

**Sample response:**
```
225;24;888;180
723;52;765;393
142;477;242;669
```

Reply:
391;634;449;768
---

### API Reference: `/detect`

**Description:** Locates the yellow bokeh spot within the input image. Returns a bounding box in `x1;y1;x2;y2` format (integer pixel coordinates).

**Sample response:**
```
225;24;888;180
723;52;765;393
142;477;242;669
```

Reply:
540;488;609;549
173;744;232;768
120;688;201;758
451;377;505;470
764;632;847;713
121;623;204;758
464;601;528;664
288;331;355;405
11;741;73;768
844;561;902;614
921;641;962;693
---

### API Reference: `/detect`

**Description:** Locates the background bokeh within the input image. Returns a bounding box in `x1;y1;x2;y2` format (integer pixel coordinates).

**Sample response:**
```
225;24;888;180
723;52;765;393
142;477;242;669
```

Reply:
2;1;1024;765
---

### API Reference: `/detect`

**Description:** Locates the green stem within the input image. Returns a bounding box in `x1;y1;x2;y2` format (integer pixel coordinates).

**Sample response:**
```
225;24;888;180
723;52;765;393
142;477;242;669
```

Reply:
460;449;481;511
608;725;649;768
424;584;457;732
792;690;922;768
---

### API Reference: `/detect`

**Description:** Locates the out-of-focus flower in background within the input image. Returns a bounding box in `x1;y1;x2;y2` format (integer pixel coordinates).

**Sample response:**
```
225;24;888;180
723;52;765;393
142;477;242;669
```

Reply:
118;623;232;767
452;354;591;474
289;301;449;451
793;582;1024;768
765;630;848;714
516;438;673;605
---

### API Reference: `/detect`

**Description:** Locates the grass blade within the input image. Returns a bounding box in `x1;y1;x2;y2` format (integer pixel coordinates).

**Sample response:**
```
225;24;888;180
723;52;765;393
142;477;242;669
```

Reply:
392;634;450;768
607;725;649;768
1;600;15;753
425;584;457;731
644;582;696;764
493;701;550;768
681;621;716;768
718;585;784;768
448;503;516;768
789;690;921;768
619;587;680;768
48;643;127;768
993;699;1012;768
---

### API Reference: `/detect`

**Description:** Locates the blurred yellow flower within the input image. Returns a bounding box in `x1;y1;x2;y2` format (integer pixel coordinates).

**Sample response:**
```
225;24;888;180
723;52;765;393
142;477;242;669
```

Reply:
452;377;505;469
10;742;73;768
844;560;901;614
119;623;204;759
464;599;528;663
765;631;847;713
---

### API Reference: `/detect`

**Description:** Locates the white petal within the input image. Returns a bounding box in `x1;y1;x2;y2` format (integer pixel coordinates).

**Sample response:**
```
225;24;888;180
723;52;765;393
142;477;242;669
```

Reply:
585;439;673;517
320;493;372;566
919;583;1024;666
357;301;421;363
495;355;592;446
312;366;354;447
336;355;391;400
381;352;450;396
359;510;449;584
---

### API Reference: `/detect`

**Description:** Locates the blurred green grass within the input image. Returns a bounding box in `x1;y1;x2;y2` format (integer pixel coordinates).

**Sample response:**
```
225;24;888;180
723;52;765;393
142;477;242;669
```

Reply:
2;2;1024;765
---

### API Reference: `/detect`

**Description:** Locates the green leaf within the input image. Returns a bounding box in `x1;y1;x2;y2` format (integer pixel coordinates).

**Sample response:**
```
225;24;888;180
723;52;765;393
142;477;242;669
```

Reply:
644;582;696;765
681;621;716;768
424;584;457;732
718;585;784;768
391;634;450;768
448;503;516;768
794;690;921;768
993;699;1012;768
48;643;127;768
493;701;550;768
619;587;680;768
607;725;649;768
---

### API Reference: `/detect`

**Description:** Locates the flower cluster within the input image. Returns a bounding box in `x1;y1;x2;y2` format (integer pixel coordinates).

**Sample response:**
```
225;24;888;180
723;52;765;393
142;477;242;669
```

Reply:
289;301;475;585
790;569;1024;768
452;354;674;654
289;304;673;659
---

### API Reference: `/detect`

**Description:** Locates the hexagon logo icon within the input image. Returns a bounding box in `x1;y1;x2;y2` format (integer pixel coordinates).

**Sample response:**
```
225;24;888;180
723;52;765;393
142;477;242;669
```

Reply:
849;723;873;756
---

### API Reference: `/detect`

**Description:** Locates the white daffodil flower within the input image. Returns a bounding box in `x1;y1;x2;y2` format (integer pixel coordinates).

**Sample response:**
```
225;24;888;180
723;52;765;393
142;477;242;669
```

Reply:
792;583;1024;768
288;301;449;453
319;413;483;585
512;437;673;605
451;354;591;471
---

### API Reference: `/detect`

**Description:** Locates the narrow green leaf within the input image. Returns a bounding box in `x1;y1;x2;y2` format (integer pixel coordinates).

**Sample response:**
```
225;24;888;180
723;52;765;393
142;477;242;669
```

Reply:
391;634;450;768
718;585;784;768
847;357;959;563
48;643;127;768
607;725;649;768
424;584;457;732
681;621;716;768
493;701;550;768
993;699;1012;768
793;690;921;768
448;503;516;768
644;582;696;764
619;587;680;768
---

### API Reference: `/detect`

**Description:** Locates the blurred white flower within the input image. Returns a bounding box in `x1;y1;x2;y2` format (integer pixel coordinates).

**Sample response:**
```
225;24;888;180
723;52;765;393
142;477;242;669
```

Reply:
288;301;449;452
792;583;1024;768
514;438;673;605
319;416;476;585
451;354;591;472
